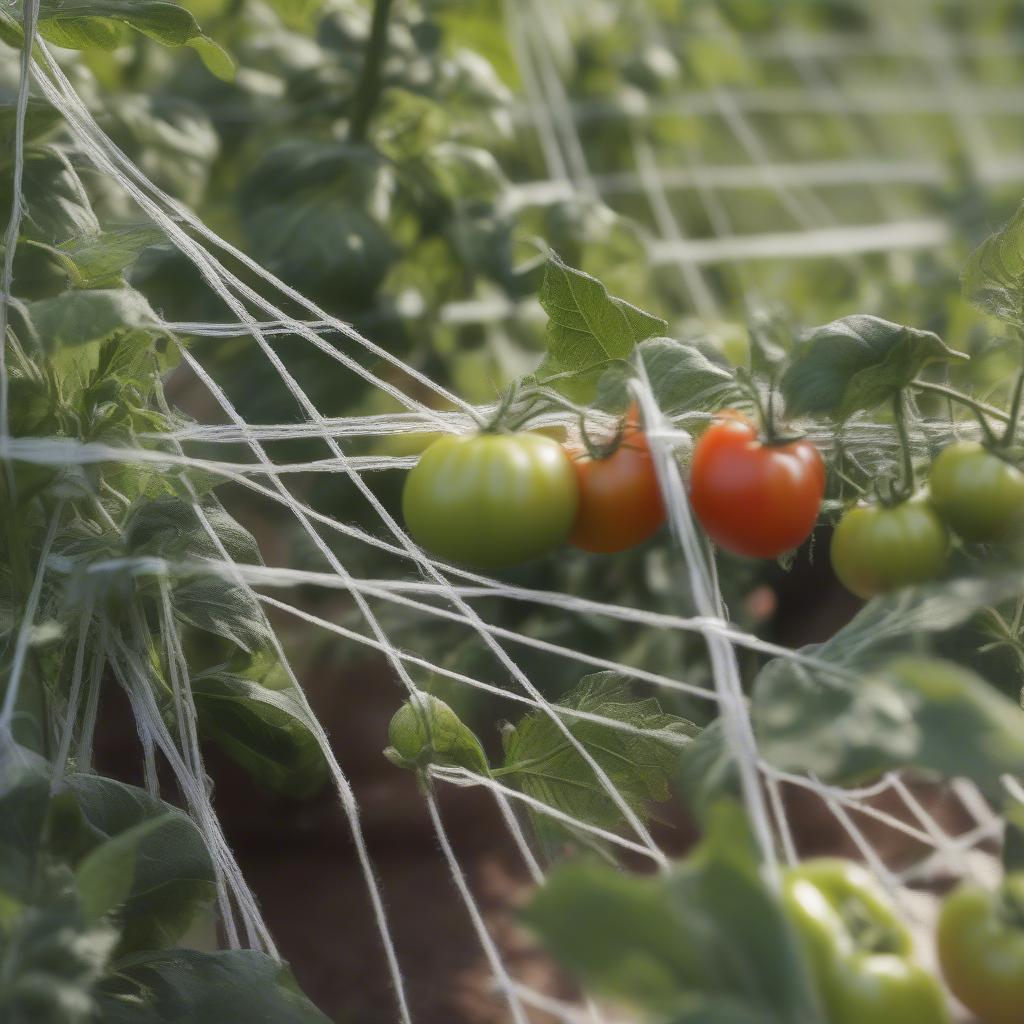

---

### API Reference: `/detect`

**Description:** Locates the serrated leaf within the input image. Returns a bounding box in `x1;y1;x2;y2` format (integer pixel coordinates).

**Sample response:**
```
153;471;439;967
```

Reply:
754;655;1024;799
524;802;823;1023
535;257;667;402
56;226;165;289
190;671;328;798
94;949;330;1023
781;315;966;420
503;673;695;854
596;337;740;414
962;201;1024;326
27;288;163;354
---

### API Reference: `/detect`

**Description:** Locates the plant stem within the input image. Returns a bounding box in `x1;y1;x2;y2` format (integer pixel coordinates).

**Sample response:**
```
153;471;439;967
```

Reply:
1003;366;1024;446
911;378;1011;425
893;390;915;499
348;0;395;144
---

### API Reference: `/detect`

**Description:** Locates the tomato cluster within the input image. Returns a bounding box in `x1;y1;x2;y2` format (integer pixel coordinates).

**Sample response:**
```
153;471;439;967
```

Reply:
831;440;1024;599
402;407;665;569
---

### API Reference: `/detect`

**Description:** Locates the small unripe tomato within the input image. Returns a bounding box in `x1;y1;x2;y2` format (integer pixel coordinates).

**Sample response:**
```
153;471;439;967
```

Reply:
830;497;948;599
689;410;825;558
929;441;1024;542
566;411;665;554
402;432;578;569
937;874;1024;1024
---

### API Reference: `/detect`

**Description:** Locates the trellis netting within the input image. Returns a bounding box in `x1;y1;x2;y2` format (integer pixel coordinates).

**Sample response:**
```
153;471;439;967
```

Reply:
3;0;1024;1021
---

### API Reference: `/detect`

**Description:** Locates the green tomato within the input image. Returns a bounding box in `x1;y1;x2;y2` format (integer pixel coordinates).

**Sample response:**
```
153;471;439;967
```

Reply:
402;432;578;569
784;859;949;1024
929;441;1024;542
937;874;1024;1024
830;497;948;599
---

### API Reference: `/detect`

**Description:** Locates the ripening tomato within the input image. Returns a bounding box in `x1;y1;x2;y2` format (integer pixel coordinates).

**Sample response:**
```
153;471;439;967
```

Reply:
567;412;665;553
830;497;948;599
689;411;825;558
402;432;578;569
937;874;1024;1024
929;441;1024;543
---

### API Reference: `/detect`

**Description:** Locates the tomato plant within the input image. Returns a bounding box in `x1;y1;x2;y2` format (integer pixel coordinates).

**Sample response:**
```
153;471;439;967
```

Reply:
784;860;949;1024
566;411;665;553
830;498;949;599
930;441;1024;543
689;411;825;559
402;432;579;568
10;0;1024;1020
937;875;1024;1024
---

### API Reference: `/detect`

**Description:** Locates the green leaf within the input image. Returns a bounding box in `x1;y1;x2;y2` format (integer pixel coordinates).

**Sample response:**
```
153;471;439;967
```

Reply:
104;96;219;208
524;802;823;1023
372;88;450;162
95;949;330;1023
675;719;740;823
535;257;667;402
754;655;1024;799
0;96;61;155
27;289;162;354
30;1;235;80
240;142;397;303
596;336;740;414
264;0;323;30
75;814;177;923
59;775;216;953
0;753;51;898
962;200;1024;326
0;897;118;1024
124;496;262;566
503;673;695;854
781;315;967;420
172;576;271;653
56;227;165;289
190;671;328;798
0;147;99;246
384;693;489;775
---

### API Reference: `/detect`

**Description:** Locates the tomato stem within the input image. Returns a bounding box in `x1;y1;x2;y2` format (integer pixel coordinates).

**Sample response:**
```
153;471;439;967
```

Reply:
1001;366;1024;448
482;381;520;433
576;411;626;461
892;391;915;501
911;379;1010;426
348;0;396;144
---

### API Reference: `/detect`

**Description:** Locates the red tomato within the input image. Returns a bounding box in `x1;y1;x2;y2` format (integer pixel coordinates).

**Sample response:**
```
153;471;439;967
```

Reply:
689;410;825;558
567;410;665;553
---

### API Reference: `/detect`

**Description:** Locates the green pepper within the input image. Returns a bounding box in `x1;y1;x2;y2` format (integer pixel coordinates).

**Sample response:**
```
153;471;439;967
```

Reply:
783;859;949;1024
